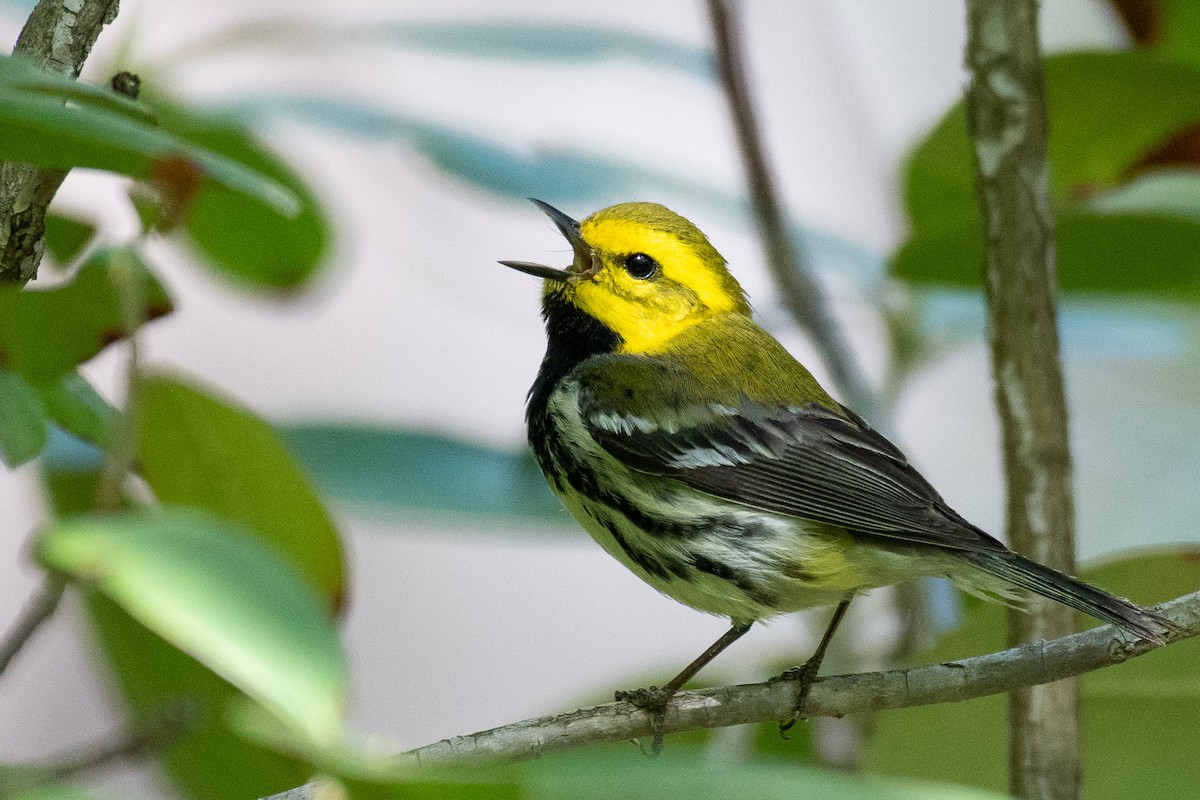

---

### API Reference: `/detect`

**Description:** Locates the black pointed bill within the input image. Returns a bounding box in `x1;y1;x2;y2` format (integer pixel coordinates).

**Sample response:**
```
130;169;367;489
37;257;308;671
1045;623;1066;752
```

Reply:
499;198;597;282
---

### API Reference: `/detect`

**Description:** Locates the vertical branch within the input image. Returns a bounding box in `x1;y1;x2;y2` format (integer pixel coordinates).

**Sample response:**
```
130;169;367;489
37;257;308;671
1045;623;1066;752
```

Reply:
705;0;883;426
0;0;120;286
964;2;1079;799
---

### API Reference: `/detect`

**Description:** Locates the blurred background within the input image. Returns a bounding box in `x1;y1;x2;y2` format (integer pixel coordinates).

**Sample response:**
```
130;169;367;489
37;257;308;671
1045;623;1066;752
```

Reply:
2;0;1198;797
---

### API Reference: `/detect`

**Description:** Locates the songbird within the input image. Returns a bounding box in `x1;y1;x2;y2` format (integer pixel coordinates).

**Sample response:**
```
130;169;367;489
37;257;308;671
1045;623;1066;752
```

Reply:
501;198;1172;744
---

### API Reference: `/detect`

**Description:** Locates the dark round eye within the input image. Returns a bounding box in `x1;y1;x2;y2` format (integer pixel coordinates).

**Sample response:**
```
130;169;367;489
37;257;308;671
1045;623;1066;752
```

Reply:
624;252;659;279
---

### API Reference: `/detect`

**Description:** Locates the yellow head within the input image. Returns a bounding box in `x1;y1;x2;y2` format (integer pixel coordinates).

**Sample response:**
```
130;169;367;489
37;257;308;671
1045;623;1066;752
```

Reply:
501;200;751;354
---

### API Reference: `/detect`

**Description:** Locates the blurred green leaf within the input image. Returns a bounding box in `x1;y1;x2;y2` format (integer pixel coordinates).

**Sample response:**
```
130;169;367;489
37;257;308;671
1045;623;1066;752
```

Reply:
138;375;345;605
0;54;298;216
0;367;47;466
278;424;564;525
1156;0;1200;68
862;549;1200;798
892;211;1200;298
0;247;171;385
230;702;517;800
146;100;328;290
36;507;348;744
523;750;1006;800
3;785;108;800
905;51;1200;236
38;372;116;448
86;593;314;800
42;213;96;266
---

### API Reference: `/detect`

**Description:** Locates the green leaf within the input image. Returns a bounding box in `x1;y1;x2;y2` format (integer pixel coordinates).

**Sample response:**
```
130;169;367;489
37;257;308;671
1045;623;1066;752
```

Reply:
143;101;328;289
1157;0;1200;68
230;702;517;800
42;213;96;266
36;507;348;744
904;51;1200;237
892;211;1200;298
523;750;1007;800
0;54;298;216
278;424;564;525
38;372;116;447
0;367;47;466
0;247;172;385
86;593;314;800
4;786;109;800
138;375;345;605
862;549;1200;798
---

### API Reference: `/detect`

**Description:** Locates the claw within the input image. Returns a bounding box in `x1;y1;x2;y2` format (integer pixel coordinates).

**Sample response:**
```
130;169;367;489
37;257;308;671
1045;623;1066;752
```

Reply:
615;685;676;756
776;660;821;736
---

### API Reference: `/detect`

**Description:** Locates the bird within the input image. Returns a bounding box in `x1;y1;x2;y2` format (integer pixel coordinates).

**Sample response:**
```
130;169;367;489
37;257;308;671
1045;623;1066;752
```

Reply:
500;198;1174;747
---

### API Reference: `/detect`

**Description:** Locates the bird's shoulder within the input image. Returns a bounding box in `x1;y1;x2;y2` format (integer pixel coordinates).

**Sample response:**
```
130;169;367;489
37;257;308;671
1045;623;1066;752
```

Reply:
570;313;837;424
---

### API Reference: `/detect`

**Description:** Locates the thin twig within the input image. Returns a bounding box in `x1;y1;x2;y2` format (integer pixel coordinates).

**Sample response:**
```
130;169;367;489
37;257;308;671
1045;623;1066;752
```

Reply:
0;575;67;676
964;2;1076;797
704;0;882;426
94;246;147;512
261;590;1200;799
36;699;194;782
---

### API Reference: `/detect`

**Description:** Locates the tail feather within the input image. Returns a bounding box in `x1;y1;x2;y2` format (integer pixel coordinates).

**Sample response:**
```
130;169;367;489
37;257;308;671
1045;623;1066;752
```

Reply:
966;550;1176;645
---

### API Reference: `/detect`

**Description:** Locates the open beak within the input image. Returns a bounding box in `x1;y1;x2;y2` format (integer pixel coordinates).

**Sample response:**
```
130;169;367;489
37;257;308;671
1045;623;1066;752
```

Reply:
499;199;597;282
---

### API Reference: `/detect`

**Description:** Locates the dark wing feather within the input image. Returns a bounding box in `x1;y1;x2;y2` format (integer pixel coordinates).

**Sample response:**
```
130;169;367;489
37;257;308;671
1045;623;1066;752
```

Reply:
583;391;1007;556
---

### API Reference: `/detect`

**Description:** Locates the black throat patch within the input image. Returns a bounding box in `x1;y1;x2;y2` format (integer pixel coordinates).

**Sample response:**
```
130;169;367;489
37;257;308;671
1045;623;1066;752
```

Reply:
526;290;621;426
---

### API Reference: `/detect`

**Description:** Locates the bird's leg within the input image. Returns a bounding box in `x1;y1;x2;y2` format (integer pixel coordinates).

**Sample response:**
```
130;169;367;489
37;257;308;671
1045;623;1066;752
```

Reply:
615;620;752;755
776;597;853;734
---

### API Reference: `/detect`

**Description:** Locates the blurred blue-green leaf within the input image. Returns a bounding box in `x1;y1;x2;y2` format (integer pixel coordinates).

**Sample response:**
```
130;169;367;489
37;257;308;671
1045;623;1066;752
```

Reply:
862;549;1200;798
226;96;886;289
0;53;298;216
0;367;46;466
166;19;711;78
138;374;346;606
278;424;564;525
371;22;713;77
37;507;348;744
905;51;1200;237
0;247;171;385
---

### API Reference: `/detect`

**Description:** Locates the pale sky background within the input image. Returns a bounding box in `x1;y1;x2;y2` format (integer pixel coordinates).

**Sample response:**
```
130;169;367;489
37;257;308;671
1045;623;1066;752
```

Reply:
5;1;1189;796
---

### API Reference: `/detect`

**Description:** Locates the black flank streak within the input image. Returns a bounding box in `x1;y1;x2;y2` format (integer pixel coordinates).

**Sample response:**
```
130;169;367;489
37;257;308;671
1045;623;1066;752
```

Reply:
597;515;671;581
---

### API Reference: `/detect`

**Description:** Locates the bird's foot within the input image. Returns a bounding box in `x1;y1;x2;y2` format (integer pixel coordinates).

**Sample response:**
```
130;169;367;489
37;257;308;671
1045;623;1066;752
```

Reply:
614;685;677;756
773;657;822;736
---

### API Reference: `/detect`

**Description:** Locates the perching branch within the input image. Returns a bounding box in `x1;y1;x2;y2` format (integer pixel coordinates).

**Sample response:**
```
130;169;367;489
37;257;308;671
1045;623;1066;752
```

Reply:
705;0;883;427
0;0;120;286
963;2;1076;798
261;590;1199;799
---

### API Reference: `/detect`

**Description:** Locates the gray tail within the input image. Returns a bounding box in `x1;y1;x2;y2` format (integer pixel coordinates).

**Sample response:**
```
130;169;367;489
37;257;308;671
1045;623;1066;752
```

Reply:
967;550;1176;645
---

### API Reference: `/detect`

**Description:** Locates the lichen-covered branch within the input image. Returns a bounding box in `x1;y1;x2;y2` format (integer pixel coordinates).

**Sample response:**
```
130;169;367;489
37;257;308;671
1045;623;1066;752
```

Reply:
0;0;121;286
963;1;1077;798
261;590;1200;800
